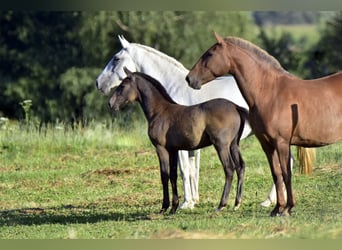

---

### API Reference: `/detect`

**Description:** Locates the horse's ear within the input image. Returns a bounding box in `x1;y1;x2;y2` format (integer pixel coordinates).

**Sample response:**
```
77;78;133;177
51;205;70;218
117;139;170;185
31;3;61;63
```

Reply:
118;35;130;49
214;31;225;45
123;66;133;77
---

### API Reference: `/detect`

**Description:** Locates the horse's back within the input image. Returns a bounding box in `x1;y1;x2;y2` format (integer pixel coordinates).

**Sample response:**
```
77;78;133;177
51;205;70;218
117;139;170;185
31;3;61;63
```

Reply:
200;98;244;128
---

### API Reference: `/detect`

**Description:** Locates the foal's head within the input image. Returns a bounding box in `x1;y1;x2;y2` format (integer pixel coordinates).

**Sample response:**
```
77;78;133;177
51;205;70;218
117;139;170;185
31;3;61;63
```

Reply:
186;32;231;89
109;67;139;111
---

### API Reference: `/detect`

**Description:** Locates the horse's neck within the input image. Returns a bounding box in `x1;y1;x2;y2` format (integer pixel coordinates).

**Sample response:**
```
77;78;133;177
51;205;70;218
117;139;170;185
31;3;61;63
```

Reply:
131;45;190;102
130;44;248;108
135;78;172;122
228;45;282;108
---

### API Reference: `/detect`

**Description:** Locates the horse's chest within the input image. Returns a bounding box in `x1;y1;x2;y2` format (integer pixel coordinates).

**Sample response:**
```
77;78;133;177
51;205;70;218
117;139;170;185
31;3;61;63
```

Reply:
148;118;169;145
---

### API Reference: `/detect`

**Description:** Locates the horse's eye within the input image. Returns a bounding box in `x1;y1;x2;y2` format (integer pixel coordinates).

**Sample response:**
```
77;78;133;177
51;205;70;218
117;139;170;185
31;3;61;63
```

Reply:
203;52;212;59
112;57;120;65
116;85;124;94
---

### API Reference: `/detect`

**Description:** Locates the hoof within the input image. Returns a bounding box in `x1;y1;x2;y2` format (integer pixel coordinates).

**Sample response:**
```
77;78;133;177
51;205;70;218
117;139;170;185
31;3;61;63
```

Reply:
281;207;292;217
260;198;273;208
215;205;226;212
233;203;241;211
179;200;195;210
159;208;167;214
270;206;282;217
270;206;292;217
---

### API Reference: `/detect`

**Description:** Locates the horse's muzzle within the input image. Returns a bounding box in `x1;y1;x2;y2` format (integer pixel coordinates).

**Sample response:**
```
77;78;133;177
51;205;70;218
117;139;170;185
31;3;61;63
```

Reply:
186;75;201;90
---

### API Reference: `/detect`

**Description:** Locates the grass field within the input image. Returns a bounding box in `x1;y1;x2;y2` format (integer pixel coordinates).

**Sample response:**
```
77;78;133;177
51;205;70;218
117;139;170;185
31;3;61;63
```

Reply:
0;121;341;239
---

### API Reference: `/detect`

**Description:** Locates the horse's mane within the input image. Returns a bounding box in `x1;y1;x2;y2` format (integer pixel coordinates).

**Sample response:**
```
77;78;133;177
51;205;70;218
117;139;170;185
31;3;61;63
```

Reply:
134;72;178;104
132;43;188;72
224;37;288;73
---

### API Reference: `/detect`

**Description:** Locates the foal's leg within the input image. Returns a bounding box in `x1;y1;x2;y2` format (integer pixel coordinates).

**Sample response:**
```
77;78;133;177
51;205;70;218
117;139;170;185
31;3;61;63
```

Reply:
276;141;295;216
230;143;245;210
178;150;194;209
215;145;235;211
169;151;179;214
156;146;170;214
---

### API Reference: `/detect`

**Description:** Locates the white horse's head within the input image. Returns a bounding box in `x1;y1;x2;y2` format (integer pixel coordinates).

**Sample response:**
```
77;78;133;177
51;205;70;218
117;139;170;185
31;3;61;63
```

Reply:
96;35;137;94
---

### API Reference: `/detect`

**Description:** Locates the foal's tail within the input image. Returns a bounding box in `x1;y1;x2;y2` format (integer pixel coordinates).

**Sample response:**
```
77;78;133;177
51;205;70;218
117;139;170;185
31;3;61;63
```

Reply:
297;147;315;174
228;106;248;168
236;107;249;143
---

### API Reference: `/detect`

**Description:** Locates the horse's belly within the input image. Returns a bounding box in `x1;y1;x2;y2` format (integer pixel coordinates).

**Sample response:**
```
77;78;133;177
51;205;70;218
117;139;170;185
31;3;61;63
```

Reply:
167;132;212;150
292;117;342;146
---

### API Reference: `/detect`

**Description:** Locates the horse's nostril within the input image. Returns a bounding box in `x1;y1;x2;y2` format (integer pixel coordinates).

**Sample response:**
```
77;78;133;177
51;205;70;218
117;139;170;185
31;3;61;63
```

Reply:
95;80;99;89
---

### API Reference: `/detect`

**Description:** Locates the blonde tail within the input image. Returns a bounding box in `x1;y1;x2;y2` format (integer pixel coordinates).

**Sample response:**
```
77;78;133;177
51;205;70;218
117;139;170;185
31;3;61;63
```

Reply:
297;147;316;174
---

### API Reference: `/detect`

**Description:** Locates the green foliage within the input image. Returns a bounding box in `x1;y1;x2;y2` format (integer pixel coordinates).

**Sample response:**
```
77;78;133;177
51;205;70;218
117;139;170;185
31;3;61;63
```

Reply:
0;11;257;123
115;11;258;68
0;11;340;124
309;12;342;76
257;29;302;74
253;11;324;26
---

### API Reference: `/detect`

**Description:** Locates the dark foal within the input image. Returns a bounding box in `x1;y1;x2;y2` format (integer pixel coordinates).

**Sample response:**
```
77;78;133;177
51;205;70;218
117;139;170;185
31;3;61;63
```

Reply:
109;67;248;214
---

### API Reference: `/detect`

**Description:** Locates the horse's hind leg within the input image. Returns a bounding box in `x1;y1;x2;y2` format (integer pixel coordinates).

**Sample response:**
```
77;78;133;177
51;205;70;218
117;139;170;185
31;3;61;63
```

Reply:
178;150;194;209
230;143;245;210
189;150;200;204
215;145;234;211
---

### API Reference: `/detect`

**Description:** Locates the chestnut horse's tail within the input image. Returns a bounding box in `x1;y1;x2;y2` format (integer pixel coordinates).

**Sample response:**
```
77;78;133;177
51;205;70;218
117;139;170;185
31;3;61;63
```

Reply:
297;146;315;174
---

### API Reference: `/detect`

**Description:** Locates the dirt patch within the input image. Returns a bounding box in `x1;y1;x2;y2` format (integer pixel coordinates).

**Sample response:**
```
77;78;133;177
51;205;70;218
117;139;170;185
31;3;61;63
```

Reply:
92;168;132;176
82;168;132;178
151;229;232;239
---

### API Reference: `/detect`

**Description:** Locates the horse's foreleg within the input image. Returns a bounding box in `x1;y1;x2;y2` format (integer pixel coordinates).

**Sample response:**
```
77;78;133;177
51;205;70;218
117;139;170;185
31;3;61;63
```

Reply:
260;154;293;207
156;146;170;214
257;138;286;216
169;151;179;214
178;150;194;209
276;141;295;216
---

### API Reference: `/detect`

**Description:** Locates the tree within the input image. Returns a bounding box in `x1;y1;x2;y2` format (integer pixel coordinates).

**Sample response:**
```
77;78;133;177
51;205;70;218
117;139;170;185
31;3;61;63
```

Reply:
0;11;83;121
113;11;257;68
306;12;342;77
257;28;302;75
0;11;258;124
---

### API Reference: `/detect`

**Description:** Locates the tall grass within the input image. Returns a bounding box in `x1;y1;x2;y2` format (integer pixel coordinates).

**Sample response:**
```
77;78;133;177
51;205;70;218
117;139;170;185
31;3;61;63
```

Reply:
0;118;341;239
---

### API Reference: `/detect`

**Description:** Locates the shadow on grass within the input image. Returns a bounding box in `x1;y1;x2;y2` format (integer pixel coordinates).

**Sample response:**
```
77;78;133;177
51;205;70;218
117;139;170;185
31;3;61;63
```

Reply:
0;204;155;226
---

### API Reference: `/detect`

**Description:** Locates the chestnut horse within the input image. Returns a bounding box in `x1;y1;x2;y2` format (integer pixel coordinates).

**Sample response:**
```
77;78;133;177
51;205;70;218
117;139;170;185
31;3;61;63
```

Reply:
109;68;248;214
186;32;342;216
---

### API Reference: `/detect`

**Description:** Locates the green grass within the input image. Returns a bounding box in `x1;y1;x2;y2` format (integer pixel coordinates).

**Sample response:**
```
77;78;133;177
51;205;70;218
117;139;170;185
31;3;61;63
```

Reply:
0;121;341;239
